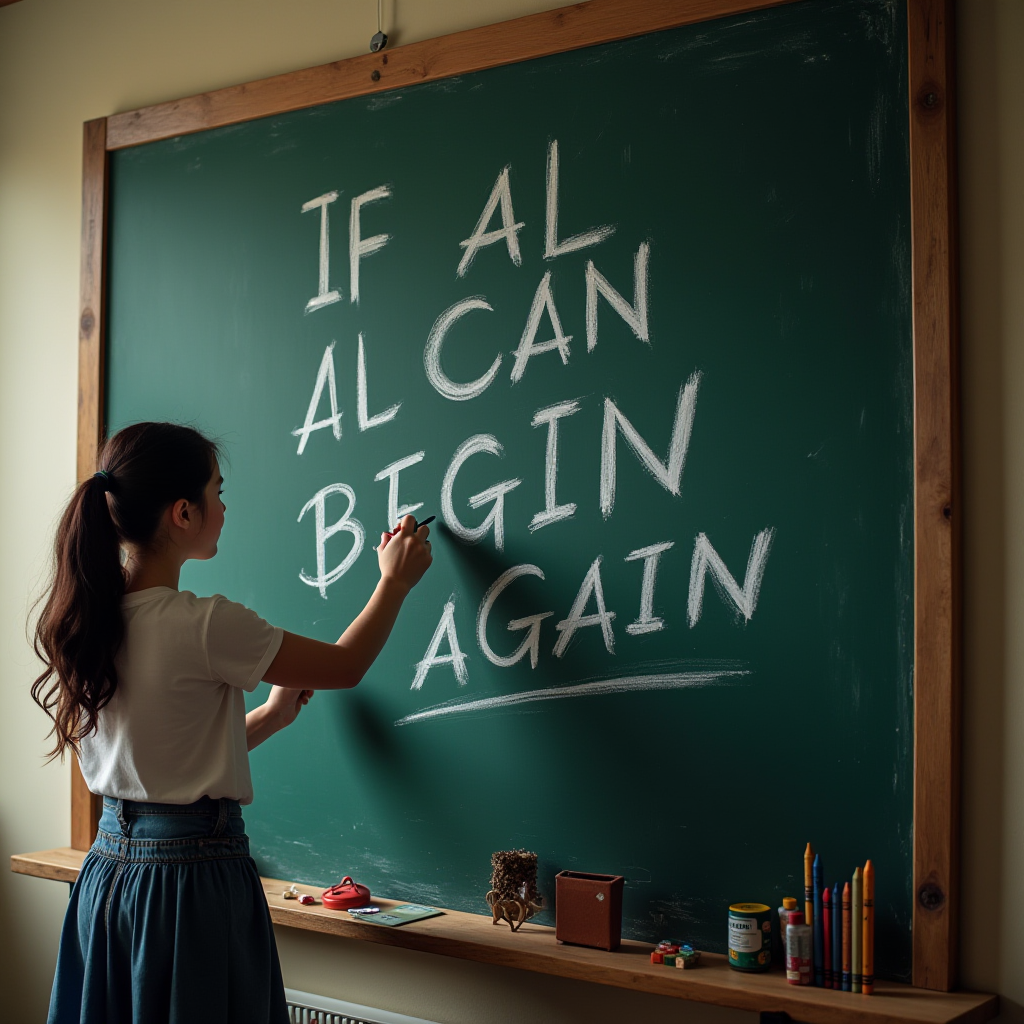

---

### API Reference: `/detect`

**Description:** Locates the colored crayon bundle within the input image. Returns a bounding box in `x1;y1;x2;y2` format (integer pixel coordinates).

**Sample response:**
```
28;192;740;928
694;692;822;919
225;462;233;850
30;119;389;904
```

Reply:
788;844;875;993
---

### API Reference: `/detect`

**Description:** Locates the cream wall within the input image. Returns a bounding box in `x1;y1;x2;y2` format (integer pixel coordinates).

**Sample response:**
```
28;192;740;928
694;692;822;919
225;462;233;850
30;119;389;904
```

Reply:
0;1;1018;1020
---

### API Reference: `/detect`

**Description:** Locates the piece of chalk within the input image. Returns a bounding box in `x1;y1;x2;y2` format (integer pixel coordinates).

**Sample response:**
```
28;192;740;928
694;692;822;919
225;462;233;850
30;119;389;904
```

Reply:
385;515;435;539
297;894;316;906
282;885;300;900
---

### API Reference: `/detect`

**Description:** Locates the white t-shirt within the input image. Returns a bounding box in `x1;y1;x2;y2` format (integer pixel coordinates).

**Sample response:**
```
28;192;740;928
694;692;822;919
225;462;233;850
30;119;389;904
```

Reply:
78;587;284;805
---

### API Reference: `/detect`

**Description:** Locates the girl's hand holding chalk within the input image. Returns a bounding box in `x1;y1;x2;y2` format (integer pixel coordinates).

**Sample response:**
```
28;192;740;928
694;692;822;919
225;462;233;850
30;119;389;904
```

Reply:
266;515;433;693
382;515;434;541
377;514;432;591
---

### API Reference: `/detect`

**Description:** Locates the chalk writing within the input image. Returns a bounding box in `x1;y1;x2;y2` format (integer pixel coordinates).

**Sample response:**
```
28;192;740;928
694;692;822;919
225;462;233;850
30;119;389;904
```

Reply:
291;148;774;713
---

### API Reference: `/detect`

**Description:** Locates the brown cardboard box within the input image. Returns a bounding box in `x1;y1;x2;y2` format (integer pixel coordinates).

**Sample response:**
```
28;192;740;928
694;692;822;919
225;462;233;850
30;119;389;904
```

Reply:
555;871;625;951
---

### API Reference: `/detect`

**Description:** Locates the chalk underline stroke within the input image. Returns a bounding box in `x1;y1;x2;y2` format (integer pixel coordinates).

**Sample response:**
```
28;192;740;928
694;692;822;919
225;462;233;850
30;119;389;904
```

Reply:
393;666;750;727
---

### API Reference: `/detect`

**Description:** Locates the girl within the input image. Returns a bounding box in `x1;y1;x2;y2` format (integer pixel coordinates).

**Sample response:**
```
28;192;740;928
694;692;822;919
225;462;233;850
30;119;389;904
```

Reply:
32;421;432;1024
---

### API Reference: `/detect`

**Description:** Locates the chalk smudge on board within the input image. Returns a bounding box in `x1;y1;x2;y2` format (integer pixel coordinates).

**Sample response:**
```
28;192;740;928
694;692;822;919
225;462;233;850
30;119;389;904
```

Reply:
367;91;404;112
867;88;888;191
859;0;899;55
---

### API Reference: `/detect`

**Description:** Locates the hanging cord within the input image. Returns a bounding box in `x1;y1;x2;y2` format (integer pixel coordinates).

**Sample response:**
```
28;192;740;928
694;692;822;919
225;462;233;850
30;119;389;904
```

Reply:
370;0;388;52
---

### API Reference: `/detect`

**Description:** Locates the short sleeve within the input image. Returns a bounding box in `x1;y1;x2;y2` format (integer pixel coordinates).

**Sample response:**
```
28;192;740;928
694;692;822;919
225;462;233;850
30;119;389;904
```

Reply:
206;597;285;692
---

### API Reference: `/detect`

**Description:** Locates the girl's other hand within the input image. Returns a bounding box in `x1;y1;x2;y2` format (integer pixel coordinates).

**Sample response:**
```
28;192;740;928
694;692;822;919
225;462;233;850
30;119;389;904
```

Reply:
377;514;432;591
264;684;313;729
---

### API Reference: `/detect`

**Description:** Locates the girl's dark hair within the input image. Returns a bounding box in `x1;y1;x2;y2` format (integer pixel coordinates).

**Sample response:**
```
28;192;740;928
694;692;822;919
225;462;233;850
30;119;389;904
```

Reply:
32;422;221;759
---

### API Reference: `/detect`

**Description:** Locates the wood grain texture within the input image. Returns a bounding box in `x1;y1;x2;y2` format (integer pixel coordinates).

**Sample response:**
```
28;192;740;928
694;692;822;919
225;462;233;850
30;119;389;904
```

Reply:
105;0;790;149
908;0;961;993
70;760;98;852
10;847;84;884
8;850;998;1024
72;117;108;852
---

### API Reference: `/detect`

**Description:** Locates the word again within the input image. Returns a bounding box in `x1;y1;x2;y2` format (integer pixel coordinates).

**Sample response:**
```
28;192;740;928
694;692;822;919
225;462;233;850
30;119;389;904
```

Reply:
411;531;775;692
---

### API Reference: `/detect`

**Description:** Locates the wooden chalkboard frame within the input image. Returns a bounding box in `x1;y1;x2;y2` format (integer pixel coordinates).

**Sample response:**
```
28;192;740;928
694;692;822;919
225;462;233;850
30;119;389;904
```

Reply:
72;0;961;992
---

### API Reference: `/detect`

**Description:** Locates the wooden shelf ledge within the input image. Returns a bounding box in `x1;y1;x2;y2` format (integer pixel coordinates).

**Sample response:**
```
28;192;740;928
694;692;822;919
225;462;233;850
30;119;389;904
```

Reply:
13;849;997;1024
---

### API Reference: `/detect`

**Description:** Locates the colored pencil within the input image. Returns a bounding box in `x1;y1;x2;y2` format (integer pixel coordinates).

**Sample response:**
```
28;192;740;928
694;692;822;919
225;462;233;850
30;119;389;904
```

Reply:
831;883;842;989
841;882;851;991
822;886;832;987
804;843;815;929
852;867;863;993
863;860;875;994
813;854;823;986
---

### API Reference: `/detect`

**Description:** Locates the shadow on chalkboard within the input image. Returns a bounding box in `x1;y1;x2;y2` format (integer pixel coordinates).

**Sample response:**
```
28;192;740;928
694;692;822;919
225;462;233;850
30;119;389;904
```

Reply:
339;691;397;758
433;521;513;592
431;519;646;816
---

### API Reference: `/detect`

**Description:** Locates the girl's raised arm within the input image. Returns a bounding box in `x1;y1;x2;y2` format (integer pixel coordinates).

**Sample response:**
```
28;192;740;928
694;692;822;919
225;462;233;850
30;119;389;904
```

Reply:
263;515;432;690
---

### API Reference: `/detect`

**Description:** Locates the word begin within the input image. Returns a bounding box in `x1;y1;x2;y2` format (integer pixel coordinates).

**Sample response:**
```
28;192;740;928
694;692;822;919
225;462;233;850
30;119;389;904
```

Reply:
296;373;712;593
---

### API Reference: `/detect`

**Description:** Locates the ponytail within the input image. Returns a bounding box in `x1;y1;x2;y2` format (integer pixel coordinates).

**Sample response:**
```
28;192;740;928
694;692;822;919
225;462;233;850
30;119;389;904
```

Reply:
32;422;221;759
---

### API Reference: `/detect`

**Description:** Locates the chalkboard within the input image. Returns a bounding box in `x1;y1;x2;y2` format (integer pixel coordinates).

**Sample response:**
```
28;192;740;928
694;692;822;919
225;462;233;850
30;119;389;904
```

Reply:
104;0;914;979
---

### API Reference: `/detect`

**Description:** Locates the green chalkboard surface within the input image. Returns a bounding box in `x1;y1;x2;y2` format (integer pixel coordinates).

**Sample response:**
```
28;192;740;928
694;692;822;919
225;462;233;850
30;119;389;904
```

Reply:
106;0;913;979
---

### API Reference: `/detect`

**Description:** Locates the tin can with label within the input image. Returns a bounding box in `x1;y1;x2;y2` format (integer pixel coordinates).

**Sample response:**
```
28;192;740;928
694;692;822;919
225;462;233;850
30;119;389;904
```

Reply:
728;903;772;972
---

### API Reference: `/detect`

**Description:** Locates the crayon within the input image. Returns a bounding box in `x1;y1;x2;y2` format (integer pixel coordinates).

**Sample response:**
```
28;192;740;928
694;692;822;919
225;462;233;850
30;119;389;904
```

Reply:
813;853;824;986
804;843;815;929
852;867;863;993
822;886;832;987
831;883;842;989
863;861;875;995
841;882;851;991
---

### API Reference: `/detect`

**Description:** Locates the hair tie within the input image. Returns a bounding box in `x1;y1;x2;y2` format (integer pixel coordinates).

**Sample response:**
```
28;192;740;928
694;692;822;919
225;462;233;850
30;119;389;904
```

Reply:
92;470;114;493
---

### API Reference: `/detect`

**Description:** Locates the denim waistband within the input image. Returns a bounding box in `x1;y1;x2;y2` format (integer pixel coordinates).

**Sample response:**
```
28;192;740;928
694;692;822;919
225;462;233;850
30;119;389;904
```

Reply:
101;796;243;818
92;796;250;865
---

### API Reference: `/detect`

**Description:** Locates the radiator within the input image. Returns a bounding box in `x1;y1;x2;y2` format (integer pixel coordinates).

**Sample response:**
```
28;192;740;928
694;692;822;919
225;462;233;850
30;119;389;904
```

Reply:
285;988;442;1024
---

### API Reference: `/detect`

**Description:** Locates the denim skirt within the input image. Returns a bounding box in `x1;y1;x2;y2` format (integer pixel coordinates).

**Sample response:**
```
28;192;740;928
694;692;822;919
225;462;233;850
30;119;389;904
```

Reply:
48;796;288;1024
